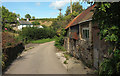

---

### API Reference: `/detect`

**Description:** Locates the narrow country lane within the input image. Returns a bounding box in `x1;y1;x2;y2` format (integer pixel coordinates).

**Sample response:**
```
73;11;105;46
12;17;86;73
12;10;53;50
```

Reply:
5;41;69;74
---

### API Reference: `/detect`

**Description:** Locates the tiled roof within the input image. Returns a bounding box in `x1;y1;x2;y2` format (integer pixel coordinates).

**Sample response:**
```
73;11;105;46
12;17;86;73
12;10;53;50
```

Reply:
65;4;95;29
19;20;32;25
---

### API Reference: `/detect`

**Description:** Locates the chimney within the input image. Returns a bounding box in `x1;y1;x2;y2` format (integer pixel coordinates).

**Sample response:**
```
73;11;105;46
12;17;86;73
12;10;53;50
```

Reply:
27;18;29;21
17;17;19;21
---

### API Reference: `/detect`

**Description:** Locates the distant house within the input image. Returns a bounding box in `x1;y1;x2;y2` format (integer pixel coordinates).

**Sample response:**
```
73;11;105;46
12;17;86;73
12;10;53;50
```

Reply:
17;18;33;30
33;25;43;28
64;4;110;69
36;25;43;28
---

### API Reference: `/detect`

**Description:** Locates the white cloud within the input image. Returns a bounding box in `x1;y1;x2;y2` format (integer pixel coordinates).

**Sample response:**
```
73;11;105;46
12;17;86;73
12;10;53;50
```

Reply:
36;2;40;6
49;0;69;9
13;11;15;13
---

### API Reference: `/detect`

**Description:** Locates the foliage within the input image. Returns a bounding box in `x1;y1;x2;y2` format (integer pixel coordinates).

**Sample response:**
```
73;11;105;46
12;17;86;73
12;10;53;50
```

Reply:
65;2;84;16
4;24;13;31
50;20;61;31
54;28;66;51
2;31;24;71
32;21;40;25
1;6;18;29
64;60;68;64
2;32;20;48
64;53;70;60
64;11;79;24
51;2;84;33
25;14;31;19
99;49;120;76
31;38;55;44
35;18;57;21
32;16;35;20
92;2;120;75
55;36;64;46
2;43;24;71
51;3;79;51
41;25;48;28
21;18;25;20
20;27;56;41
17;14;20;18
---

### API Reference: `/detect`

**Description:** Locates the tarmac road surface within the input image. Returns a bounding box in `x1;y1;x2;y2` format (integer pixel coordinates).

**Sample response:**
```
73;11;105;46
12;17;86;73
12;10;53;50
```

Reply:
5;41;69;74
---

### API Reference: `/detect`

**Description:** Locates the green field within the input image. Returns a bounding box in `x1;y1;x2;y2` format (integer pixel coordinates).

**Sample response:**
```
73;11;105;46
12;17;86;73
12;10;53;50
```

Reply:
31;38;55;44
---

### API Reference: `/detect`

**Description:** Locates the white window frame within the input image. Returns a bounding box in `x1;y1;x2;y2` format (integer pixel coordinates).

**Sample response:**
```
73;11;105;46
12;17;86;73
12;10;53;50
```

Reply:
82;28;89;40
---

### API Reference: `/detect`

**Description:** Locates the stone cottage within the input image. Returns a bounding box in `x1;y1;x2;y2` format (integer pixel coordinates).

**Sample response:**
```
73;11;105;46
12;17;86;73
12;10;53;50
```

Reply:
64;4;110;69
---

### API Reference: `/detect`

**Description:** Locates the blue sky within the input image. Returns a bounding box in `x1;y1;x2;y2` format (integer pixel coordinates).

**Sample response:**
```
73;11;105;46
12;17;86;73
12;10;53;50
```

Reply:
2;2;90;18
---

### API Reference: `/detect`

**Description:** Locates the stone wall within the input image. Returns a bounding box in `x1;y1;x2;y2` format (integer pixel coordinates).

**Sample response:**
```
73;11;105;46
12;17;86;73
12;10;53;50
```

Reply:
2;43;25;71
64;21;110;69
78;40;93;66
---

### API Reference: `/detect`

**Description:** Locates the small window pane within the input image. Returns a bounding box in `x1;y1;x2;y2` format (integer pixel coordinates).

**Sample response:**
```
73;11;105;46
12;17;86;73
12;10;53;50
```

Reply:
82;28;89;39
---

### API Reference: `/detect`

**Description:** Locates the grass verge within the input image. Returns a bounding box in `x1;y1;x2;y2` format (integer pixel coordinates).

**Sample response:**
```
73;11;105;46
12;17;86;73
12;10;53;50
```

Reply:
31;38;55;44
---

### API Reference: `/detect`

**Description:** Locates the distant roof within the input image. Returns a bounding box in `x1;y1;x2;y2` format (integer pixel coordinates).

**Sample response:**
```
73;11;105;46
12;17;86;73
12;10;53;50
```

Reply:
65;4;95;29
19;20;32;25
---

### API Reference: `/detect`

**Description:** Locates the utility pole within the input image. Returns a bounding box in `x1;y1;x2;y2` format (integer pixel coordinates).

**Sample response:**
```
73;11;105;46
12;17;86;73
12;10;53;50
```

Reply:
70;0;72;13
58;8;62;16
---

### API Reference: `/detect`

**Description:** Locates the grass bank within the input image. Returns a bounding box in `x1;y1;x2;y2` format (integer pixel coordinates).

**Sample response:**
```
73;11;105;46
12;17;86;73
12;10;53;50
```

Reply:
31;38;55;44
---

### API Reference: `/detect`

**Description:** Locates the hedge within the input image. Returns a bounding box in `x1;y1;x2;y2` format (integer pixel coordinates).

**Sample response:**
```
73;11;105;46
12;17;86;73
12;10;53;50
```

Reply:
2;42;25;71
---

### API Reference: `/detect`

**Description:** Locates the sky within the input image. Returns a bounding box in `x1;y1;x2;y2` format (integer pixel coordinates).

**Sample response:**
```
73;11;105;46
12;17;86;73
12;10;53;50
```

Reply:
2;1;90;18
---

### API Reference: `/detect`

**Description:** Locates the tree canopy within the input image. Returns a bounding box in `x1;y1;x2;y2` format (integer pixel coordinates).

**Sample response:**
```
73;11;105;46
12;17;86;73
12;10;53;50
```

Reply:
25;14;31;19
32;16;35;20
1;6;17;29
65;2;84;16
17;14;20;18
2;6;17;24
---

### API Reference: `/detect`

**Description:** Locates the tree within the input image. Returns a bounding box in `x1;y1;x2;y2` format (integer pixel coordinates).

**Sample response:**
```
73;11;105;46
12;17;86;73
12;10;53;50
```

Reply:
25;14;31;19
65;2;84;16
32;16;35;20
2;6;17;29
92;2;120;75
32;21;40;25
17;14;20;18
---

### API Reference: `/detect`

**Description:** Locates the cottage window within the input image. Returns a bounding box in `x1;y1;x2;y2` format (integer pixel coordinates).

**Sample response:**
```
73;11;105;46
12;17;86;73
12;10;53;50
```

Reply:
82;28;89;39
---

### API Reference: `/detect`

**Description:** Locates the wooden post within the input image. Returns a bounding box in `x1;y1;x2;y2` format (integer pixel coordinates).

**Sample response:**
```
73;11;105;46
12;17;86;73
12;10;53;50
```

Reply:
58;8;62;16
68;27;71;52
89;21;94;66
89;21;92;43
79;24;82;40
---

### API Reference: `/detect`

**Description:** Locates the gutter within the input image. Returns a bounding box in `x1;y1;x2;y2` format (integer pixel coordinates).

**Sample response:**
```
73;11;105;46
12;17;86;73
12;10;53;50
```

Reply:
78;19;92;24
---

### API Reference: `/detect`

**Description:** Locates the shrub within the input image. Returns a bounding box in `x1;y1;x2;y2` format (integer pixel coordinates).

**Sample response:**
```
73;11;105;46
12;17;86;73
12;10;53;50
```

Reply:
55;36;64;46
2;32;19;48
99;49;120;75
20;27;56;41
64;60;68;64
2;43;25;71
32;21;40;25
54;36;66;51
2;32;24;71
54;28;66;51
